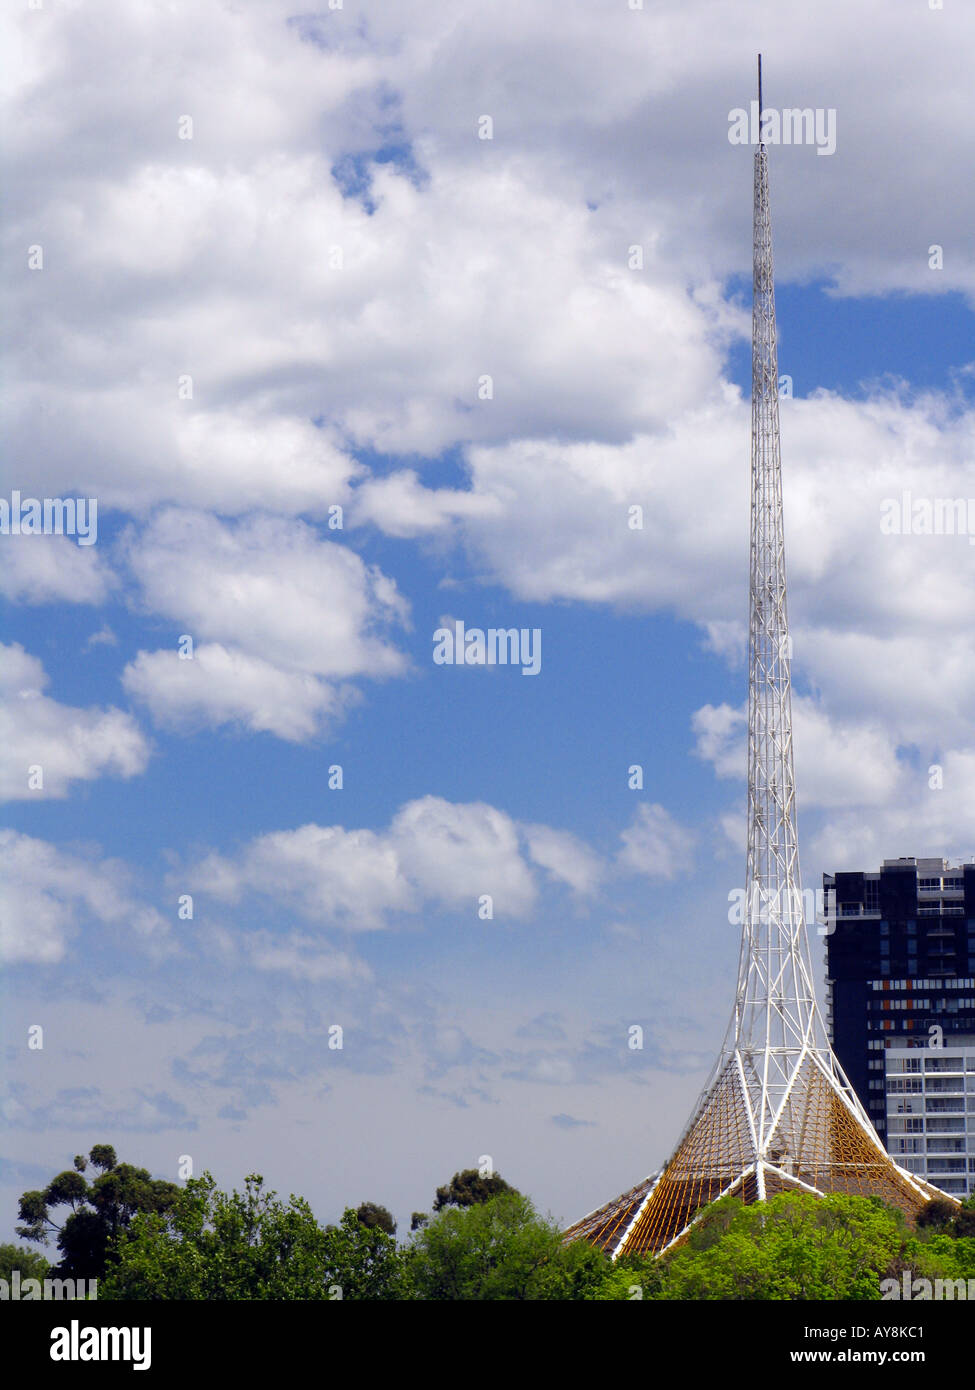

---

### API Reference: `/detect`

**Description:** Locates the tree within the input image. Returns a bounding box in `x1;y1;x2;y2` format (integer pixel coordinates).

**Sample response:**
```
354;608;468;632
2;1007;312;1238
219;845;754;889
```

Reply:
917;1197;958;1232
656;1193;913;1300
0;1243;51;1284
405;1190;607;1300
954;1195;975;1240
432;1168;517;1212
355;1202;396;1236
323;1208;404;1299
100;1173;406;1301
17;1145;180;1279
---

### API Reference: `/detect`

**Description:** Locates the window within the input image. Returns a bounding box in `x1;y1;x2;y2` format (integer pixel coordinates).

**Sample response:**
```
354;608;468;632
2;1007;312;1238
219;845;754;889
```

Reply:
889;1116;924;1133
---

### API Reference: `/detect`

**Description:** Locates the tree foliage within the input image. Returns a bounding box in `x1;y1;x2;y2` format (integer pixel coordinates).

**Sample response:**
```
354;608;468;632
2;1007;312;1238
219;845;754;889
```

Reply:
100;1173;404;1301
16;1145;180;1279
405;1190;607;1300
917;1197;958;1231
355;1202;396;1236
0;1243;51;1283
432;1168;517;1213
17;1151;973;1300
656;1193;927;1300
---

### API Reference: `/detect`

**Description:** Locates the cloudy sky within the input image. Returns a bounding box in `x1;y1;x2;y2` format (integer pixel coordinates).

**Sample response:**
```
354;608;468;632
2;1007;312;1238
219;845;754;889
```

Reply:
2;0;974;1239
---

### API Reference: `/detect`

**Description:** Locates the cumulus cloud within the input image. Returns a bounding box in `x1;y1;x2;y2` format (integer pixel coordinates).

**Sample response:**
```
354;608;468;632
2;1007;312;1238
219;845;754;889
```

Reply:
617;804;696;879
122;643;349;743
195;821;411;930
522;823;605;895
0;644;148;801
191;797;698;932
391;796;536;913
0;536;114;605
351;470;502;538
808;750;975;872
0;829;167;964
194;795;542;927
692;685;975;872
120;510;408;739
3;1;973;815
693;697;904;811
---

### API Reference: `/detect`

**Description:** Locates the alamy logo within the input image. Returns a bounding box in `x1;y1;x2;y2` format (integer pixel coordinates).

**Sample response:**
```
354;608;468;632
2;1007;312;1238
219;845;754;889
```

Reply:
728;102;836;156
433;620;541;676
881;1271;975;1301
1;1270;97;1300
50;1320;151;1371
727;885;835;934
880;491;975;544
0;491;98;545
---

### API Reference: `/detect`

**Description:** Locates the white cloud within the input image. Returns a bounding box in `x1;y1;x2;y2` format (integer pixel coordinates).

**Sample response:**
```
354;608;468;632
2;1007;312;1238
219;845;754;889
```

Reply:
191;796;630;929
122;643;348;743
809;750;975;872
351;470;502;538
617;804;696;879
0;536;114;605
195;821;414;930
0;829;167;964
4;1;973;810
693;697;904;811
522;823;605;895
0;644;148;801
126;510;408;678
390;796;536;914
121;510;409;739
246;931;372;984
84;624;118;650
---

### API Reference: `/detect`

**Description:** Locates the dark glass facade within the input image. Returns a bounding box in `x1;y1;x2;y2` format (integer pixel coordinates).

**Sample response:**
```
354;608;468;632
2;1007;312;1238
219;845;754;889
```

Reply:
823;859;975;1140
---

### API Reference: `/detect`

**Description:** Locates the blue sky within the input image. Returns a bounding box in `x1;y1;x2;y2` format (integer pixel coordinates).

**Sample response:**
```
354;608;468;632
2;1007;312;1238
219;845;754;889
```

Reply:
2;0;975;1240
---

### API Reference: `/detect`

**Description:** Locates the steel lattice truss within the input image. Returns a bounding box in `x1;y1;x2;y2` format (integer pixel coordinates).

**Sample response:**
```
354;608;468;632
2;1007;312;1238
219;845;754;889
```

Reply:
565;124;954;1261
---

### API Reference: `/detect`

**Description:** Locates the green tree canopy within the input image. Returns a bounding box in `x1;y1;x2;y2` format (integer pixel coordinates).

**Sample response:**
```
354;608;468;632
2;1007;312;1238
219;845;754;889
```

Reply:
954;1195;975;1240
16;1145;180;1279
432;1168;518;1213
100;1173;405;1301
0;1243;51;1284
917;1197;958;1231
355;1202;396;1236
406;1190;607;1300
655;1192;913;1300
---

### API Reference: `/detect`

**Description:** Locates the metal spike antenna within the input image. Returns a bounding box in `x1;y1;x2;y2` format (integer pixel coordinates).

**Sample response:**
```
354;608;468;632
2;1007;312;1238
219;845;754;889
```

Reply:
564;59;956;1259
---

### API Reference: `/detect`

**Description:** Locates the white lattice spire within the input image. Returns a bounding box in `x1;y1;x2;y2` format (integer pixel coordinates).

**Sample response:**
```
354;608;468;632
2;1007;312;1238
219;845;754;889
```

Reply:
564;59;951;1258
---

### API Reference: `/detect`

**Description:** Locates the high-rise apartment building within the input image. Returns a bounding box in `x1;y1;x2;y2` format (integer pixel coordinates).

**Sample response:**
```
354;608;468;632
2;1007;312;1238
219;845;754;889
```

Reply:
823;856;975;1196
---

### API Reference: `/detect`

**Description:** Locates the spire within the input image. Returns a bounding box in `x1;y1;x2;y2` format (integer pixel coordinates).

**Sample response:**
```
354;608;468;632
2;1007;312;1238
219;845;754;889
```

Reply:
564;64;954;1257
